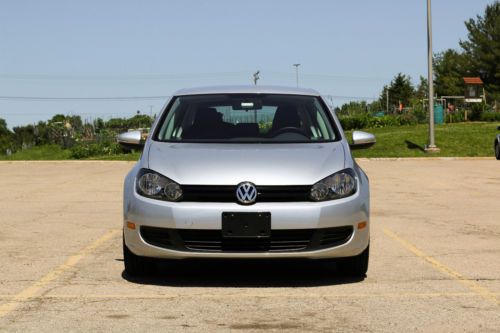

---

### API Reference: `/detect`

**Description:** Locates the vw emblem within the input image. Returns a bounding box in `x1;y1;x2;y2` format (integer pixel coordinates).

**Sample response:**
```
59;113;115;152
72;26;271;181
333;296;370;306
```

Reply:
236;182;257;204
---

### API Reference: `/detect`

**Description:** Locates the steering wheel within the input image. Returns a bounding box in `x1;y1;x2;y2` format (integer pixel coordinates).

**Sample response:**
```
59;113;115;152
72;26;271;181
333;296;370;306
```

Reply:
270;127;308;137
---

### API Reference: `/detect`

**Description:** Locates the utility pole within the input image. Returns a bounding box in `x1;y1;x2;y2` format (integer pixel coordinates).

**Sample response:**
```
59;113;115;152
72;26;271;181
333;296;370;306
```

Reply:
386;89;389;113
253;71;260;85
293;64;300;87
425;0;439;152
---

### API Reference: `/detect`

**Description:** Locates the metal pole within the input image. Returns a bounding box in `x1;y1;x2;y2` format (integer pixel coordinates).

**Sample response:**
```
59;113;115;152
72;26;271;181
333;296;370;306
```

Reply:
425;0;439;152
386;89;389;113
293;64;300;87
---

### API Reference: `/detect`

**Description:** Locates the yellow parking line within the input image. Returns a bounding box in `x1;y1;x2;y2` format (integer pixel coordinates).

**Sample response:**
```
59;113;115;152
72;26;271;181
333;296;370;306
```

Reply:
0;229;120;318
383;228;499;306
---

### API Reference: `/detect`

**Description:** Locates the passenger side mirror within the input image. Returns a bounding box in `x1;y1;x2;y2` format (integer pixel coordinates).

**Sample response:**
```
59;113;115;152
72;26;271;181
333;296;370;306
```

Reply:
350;131;376;150
117;130;145;150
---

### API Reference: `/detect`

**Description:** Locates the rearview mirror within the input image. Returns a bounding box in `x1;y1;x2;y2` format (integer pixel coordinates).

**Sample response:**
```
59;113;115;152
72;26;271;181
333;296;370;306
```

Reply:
350;131;376;150
117;130;145;150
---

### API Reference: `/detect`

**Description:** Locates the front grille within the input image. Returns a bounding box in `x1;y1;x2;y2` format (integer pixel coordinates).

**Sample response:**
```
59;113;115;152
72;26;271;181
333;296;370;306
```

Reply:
181;185;311;202
140;226;353;253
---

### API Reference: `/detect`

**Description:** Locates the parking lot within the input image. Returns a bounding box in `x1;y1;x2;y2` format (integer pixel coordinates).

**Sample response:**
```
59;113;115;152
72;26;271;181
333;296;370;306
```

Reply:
0;159;499;332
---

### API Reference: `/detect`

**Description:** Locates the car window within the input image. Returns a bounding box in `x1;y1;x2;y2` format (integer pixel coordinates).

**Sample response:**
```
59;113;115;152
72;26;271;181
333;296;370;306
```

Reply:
155;94;338;143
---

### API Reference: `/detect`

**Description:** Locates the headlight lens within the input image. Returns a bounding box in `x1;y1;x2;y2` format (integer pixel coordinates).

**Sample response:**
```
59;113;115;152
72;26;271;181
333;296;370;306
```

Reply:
310;169;357;201
136;169;182;201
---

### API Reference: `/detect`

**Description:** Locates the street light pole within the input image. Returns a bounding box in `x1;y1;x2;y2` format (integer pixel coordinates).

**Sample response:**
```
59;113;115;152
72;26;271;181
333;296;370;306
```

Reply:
293;64;300;87
425;0;439;152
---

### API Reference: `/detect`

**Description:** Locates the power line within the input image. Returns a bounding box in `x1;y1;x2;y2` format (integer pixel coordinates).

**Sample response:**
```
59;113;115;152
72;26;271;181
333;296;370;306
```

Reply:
0;71;391;82
0;72;247;81
0;95;171;101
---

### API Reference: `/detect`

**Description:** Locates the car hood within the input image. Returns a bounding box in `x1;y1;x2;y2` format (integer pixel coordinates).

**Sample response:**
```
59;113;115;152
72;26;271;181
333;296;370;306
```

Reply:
147;142;345;186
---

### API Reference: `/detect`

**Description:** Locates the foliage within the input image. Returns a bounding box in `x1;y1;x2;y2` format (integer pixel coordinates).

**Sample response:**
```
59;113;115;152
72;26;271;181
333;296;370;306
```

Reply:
105;115;153;132
379;73;415;111
258;121;273;133
469;102;486;121
338;101;369;116
414;76;428;99
70;141;123;159
0;119;15;155
339;114;418;130
434;49;470;97
0;113;154;158
460;2;500;101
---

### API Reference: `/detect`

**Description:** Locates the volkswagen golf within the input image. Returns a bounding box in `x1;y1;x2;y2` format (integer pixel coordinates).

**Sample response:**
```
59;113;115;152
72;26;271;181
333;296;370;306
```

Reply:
120;86;376;277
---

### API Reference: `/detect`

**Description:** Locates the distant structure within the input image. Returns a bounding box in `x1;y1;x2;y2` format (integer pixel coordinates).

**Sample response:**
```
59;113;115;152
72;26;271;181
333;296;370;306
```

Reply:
463;77;484;103
253;71;260;85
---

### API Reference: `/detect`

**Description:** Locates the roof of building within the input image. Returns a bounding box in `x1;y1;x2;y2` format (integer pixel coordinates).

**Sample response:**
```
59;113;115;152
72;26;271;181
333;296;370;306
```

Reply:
463;77;483;85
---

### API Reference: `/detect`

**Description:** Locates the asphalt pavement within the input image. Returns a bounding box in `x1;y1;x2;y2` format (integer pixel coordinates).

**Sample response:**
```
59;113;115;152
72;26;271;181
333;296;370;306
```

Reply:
0;159;499;332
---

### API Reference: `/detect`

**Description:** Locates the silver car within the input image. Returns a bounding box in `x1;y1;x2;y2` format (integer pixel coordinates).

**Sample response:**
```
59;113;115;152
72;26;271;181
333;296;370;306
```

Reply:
120;86;376;277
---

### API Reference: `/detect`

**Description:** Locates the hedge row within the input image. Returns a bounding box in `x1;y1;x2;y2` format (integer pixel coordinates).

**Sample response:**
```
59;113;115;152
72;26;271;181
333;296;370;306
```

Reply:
339;112;500;130
338;114;418;130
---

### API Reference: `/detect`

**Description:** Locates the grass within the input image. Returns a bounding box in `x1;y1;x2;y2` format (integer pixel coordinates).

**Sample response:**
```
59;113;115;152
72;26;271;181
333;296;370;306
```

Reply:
86;152;141;161
347;122;499;158
0;144;73;160
0;145;140;161
1;122;498;160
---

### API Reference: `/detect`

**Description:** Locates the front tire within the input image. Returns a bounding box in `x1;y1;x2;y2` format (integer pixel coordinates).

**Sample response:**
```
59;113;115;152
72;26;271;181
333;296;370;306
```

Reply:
495;142;500;160
338;245;369;277
123;237;156;276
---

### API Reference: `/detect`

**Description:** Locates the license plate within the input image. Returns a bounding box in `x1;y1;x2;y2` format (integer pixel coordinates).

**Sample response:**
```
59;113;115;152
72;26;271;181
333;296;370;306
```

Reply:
222;212;271;238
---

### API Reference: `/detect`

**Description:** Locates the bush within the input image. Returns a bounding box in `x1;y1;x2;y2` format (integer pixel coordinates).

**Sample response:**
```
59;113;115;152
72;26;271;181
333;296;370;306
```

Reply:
338;114;417;130
447;111;466;123
70;141;123;159
339;115;370;130
469;103;487;121
397;113;418;126
481;112;500;122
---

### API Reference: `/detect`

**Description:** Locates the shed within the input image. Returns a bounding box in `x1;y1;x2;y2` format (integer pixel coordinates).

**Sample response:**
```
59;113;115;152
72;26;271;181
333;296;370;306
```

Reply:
463;77;484;103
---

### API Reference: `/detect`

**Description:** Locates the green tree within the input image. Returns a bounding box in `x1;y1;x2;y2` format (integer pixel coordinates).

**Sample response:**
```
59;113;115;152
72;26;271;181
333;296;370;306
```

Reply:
460;2;500;101
415;76;429;99
434;49;469;97
126;115;154;129
13;125;36;148
0;118;15;155
380;73;415;111
338;101;369;116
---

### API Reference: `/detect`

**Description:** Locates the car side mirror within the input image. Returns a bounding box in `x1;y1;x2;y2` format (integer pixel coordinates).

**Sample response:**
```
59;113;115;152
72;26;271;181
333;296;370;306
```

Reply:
350;131;376;150
117;130;145;150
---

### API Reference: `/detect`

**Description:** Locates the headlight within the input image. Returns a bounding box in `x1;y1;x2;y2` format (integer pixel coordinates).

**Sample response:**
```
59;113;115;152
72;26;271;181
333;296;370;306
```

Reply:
136;169;182;201
310;168;357;201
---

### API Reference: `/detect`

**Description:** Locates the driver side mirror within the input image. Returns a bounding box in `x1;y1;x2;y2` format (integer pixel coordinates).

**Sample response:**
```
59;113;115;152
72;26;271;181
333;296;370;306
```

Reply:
350;131;376;150
117;130;145;150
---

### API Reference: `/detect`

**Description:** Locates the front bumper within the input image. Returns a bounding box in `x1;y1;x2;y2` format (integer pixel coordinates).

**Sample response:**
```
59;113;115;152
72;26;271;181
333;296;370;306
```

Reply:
124;189;370;259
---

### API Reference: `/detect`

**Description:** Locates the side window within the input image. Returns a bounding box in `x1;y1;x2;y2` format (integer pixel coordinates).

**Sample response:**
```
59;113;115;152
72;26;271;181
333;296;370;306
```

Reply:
157;98;181;140
316;111;331;140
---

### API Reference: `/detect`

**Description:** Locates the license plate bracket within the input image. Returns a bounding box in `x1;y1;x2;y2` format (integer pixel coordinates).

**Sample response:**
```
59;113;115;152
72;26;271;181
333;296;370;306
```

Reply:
222;212;271;238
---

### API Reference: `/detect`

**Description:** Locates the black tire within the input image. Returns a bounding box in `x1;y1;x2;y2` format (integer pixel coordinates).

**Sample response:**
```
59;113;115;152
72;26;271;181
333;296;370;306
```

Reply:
495;142;500;160
338;245;369;277
123;237;156;276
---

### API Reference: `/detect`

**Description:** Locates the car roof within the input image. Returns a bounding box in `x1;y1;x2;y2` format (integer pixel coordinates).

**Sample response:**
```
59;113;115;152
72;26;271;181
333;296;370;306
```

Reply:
173;85;320;97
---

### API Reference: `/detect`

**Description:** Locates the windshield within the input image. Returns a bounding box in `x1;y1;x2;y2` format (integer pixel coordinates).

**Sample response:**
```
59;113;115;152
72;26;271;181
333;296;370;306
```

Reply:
154;94;338;143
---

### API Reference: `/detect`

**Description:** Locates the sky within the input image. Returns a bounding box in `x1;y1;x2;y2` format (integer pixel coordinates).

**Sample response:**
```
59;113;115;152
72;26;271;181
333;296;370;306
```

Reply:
0;0;496;128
